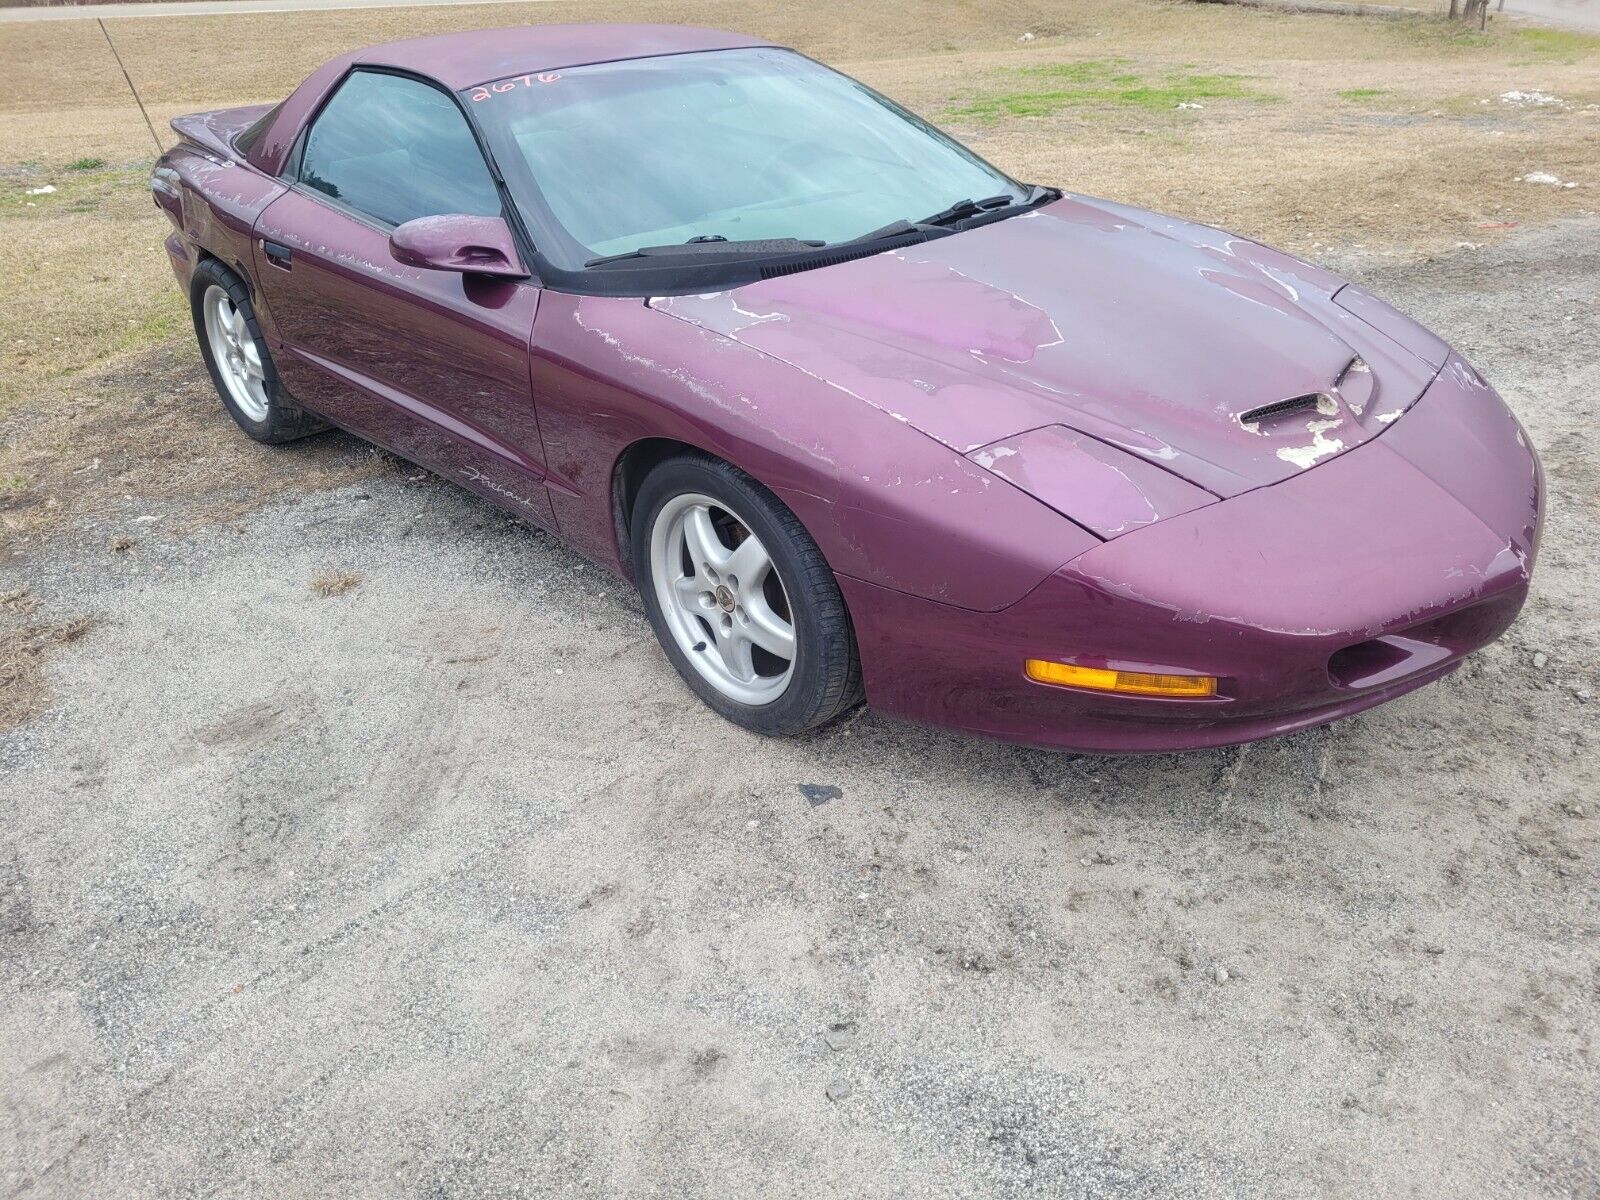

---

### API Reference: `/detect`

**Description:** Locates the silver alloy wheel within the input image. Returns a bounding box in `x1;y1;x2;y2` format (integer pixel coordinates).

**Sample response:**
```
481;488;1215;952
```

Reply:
650;492;797;706
202;284;270;423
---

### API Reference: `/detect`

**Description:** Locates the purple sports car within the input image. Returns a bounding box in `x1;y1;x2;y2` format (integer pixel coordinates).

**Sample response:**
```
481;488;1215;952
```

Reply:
152;24;1542;752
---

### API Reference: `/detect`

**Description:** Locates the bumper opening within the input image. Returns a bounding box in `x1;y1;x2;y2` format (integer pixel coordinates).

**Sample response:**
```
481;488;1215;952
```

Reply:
1328;598;1519;692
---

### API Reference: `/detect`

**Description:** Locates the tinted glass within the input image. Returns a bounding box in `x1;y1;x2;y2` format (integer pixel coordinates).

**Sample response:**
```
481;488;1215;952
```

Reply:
468;48;1022;267
299;71;502;227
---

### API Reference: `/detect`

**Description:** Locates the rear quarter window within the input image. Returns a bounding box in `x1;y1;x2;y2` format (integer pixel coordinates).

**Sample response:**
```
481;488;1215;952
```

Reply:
235;102;282;158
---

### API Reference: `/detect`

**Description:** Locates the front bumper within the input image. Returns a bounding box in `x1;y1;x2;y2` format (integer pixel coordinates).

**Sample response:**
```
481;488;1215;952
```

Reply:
842;355;1542;754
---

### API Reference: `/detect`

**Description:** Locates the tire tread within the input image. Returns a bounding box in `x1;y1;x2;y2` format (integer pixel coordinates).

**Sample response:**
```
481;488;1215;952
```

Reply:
191;257;329;445
633;452;864;736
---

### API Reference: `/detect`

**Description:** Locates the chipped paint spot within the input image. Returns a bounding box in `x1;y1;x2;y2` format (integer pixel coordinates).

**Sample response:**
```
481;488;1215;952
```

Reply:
1276;418;1345;469
727;299;788;329
574;303;732;410
1256;265;1301;304
1337;357;1372;416
970;444;1021;469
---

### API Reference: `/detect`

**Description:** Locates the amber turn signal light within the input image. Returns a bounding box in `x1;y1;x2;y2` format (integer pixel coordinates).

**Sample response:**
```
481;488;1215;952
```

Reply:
1024;659;1218;698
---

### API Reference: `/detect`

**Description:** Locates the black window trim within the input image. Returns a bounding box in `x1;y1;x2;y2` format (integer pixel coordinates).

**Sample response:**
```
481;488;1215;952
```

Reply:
454;47;1045;299
270;53;1049;300
233;101;283;159
278;64;543;284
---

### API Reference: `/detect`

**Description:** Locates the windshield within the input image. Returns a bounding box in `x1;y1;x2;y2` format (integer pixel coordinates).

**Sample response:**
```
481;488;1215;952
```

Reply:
467;47;1025;270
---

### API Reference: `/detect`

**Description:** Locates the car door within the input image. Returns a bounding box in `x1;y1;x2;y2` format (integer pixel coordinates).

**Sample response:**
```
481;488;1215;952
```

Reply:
251;68;557;530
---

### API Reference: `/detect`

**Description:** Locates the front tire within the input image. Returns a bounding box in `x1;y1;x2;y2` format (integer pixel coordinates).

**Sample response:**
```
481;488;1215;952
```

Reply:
632;454;863;736
191;257;327;444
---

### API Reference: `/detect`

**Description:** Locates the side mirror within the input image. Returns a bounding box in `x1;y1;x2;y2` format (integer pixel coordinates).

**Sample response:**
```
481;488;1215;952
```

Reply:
390;214;527;278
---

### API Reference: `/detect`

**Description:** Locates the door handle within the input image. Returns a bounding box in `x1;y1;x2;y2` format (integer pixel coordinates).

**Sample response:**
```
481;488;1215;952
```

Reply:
262;239;293;270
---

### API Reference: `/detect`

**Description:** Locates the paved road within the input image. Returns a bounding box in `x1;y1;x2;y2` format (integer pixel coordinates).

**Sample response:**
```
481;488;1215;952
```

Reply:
5;0;1594;25
1502;0;1600;31
0;0;552;22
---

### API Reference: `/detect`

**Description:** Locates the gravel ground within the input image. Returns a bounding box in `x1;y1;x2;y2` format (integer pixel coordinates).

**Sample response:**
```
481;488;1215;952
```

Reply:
2;218;1597;1198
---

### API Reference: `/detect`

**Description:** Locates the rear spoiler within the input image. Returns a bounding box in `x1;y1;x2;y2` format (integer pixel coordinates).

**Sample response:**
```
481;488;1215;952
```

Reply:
169;104;274;160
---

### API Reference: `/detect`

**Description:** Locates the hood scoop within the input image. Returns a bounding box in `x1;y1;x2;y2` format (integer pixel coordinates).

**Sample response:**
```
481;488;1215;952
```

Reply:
1238;393;1325;428
654;205;1440;498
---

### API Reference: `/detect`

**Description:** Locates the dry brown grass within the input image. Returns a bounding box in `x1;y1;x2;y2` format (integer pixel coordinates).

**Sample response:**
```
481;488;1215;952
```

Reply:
0;167;187;416
0;341;392;550
1;0;1597;558
0;586;43;616
0;614;96;731
310;570;363;598
857;8;1600;257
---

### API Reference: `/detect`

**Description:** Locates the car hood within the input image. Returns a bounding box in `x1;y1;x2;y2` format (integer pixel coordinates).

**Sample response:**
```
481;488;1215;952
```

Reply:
653;195;1442;500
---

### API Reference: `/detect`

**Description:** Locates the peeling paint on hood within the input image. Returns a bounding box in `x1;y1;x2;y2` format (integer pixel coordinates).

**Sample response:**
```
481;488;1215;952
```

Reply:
656;194;1441;498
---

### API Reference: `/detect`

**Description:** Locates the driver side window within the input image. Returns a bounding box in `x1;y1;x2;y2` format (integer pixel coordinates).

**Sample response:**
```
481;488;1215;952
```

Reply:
298;70;502;227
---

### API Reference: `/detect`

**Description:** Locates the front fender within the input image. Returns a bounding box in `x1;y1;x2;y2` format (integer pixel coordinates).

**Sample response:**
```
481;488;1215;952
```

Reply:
529;293;1098;611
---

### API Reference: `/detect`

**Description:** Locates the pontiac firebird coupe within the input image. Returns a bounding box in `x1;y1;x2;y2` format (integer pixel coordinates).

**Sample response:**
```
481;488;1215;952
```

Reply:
152;24;1542;753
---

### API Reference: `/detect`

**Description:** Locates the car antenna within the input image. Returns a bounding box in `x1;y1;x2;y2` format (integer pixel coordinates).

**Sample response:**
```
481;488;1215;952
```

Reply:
97;17;165;157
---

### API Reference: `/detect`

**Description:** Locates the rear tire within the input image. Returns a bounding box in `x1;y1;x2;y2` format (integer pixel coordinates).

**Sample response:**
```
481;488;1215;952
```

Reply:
191;257;327;444
632;453;864;736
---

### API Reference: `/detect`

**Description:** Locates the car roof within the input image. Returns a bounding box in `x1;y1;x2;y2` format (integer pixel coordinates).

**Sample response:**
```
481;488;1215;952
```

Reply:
355;22;771;90
242;23;776;176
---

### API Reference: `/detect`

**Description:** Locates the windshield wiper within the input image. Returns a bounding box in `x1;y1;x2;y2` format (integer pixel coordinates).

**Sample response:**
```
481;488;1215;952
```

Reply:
583;186;1063;270
917;193;1022;228
587;237;823;267
844;187;1061;246
831;218;919;246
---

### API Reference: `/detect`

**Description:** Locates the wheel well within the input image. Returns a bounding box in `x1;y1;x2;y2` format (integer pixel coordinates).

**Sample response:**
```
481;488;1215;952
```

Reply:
188;248;217;296
190;248;259;306
610;438;862;692
611;437;702;579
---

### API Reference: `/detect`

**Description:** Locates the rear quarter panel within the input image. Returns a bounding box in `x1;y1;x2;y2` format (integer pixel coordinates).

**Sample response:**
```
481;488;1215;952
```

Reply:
153;138;286;325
